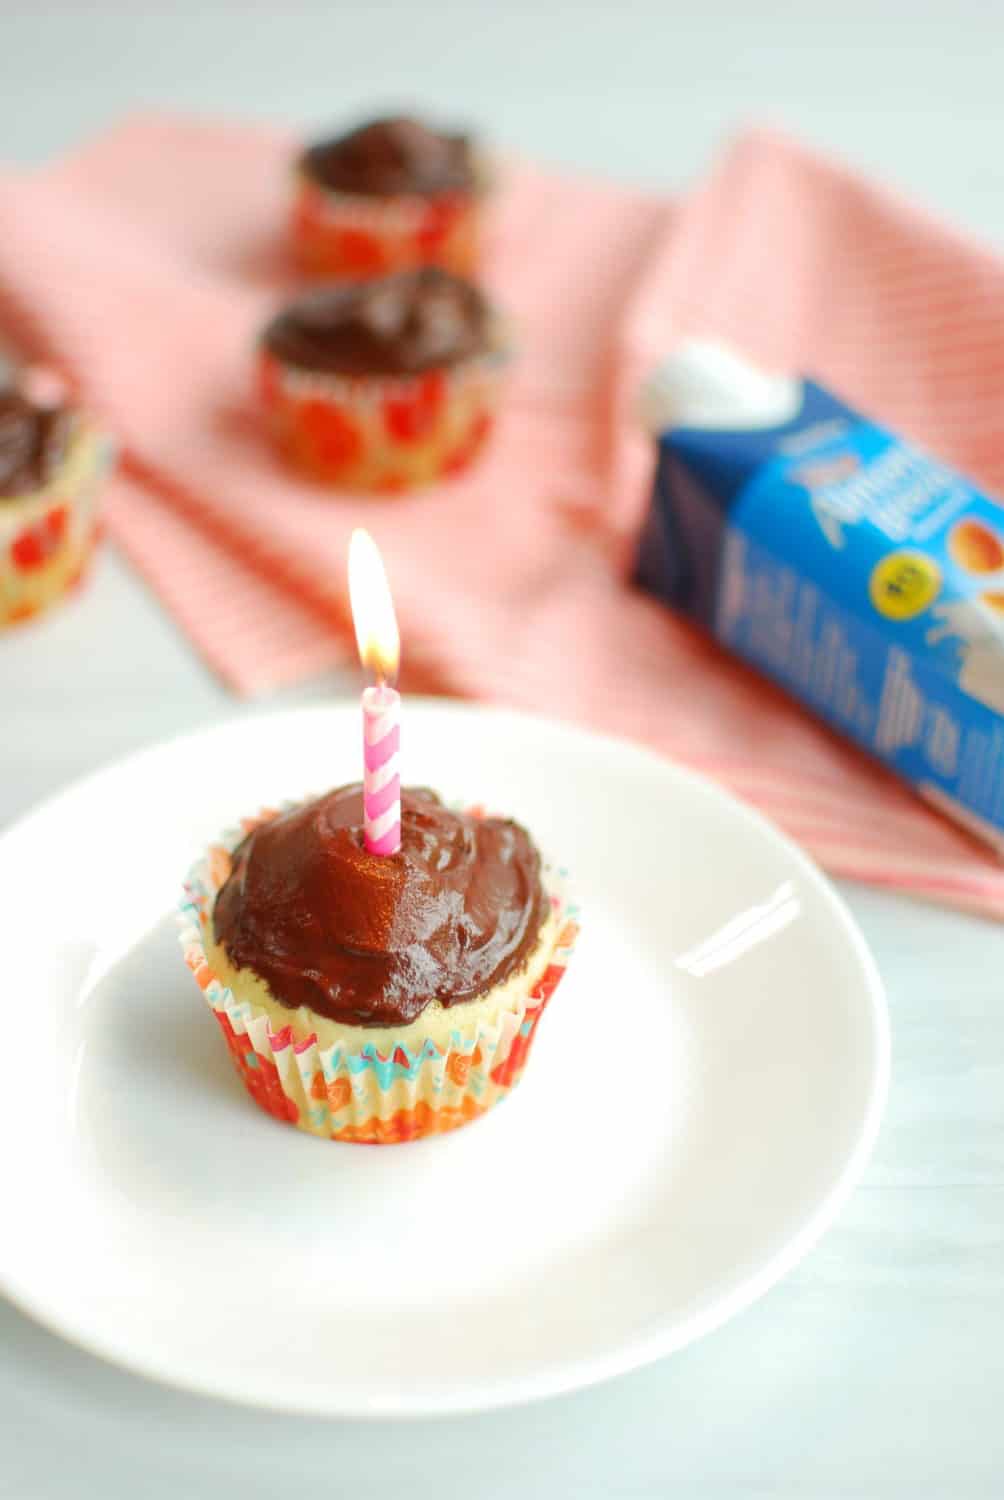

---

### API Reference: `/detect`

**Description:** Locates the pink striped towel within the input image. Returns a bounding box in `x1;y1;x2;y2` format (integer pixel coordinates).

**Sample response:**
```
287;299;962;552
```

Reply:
1;116;1003;918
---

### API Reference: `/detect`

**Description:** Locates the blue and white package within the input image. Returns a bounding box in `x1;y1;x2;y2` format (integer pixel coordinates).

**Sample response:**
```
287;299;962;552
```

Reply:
635;340;1004;850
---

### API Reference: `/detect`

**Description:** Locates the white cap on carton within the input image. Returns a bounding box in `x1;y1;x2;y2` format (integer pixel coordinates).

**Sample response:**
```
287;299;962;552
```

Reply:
639;338;802;434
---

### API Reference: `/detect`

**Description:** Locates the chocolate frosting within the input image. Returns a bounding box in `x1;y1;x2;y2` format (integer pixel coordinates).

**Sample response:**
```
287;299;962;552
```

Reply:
213;786;549;1027
301;116;474;198
0;388;74;499
261;268;492;377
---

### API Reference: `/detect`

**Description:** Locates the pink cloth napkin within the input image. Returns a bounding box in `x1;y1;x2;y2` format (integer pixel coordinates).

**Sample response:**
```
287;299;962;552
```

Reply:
2;115;1003;918
0;118;668;688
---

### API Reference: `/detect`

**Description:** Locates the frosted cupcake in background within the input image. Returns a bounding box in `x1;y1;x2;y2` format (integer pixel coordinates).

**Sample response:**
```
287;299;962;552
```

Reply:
258;267;507;490
179;785;578;1144
291;115;484;279
0;370;111;628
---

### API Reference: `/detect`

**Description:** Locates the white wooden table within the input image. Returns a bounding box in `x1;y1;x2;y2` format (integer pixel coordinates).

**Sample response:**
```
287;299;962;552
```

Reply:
2;5;1003;1496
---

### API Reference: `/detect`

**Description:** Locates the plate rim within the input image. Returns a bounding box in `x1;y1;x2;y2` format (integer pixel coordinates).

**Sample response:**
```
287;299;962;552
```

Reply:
0;701;891;1417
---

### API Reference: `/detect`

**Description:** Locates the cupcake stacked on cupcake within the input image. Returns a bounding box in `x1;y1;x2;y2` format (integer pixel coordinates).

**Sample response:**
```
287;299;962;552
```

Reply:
262;114;504;491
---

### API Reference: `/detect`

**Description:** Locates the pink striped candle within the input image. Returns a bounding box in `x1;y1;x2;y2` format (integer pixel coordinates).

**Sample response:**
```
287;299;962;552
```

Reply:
362;682;401;855
349;528;403;857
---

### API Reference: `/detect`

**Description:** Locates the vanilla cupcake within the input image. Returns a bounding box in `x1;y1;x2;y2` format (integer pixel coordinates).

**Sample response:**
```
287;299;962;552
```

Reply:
258;267;507;490
291;115;483;279
179;786;578;1144
0;379;110;627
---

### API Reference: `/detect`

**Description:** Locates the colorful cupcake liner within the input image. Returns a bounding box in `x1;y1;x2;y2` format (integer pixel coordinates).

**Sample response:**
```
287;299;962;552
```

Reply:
257;341;508;491
290;171;481;279
178;805;579;1145
0;424;114;629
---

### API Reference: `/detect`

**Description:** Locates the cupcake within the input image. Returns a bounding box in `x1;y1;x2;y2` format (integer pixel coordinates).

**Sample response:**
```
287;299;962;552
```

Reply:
292;115;483;279
0;375;110;628
258;267;507;490
179;785;578;1144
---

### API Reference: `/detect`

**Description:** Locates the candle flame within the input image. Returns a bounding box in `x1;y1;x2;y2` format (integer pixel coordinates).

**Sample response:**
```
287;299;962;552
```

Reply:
348;528;400;682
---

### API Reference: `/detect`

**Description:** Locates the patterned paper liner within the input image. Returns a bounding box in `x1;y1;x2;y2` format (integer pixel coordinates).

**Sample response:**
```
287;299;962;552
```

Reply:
178;804;579;1145
290;169;481;279
257;339;508;491
0;422;114;629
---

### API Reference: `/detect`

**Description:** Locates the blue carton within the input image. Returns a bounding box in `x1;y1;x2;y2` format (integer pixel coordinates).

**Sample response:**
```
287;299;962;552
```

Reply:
635;341;1004;850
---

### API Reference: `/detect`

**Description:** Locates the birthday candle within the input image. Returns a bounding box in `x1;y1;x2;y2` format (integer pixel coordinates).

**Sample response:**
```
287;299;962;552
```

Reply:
349;528;402;857
362;681;401;854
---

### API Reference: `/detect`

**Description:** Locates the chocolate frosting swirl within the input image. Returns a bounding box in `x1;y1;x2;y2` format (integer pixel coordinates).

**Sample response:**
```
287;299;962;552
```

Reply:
261;268;492;377
213;786;549;1027
0;387;74;499
301;116;475;198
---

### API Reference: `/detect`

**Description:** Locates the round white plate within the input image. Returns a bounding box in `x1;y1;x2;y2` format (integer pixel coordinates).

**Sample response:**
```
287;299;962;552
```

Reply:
0;703;888;1417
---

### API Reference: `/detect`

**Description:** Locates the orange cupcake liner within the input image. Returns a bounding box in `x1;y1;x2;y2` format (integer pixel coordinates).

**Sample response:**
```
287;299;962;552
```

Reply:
257;342;508;491
179;804;578;1146
0;424;112;629
290;172;481;279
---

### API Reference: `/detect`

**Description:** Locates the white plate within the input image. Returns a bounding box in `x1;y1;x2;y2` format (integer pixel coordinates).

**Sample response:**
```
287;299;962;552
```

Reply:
0;703;888;1417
